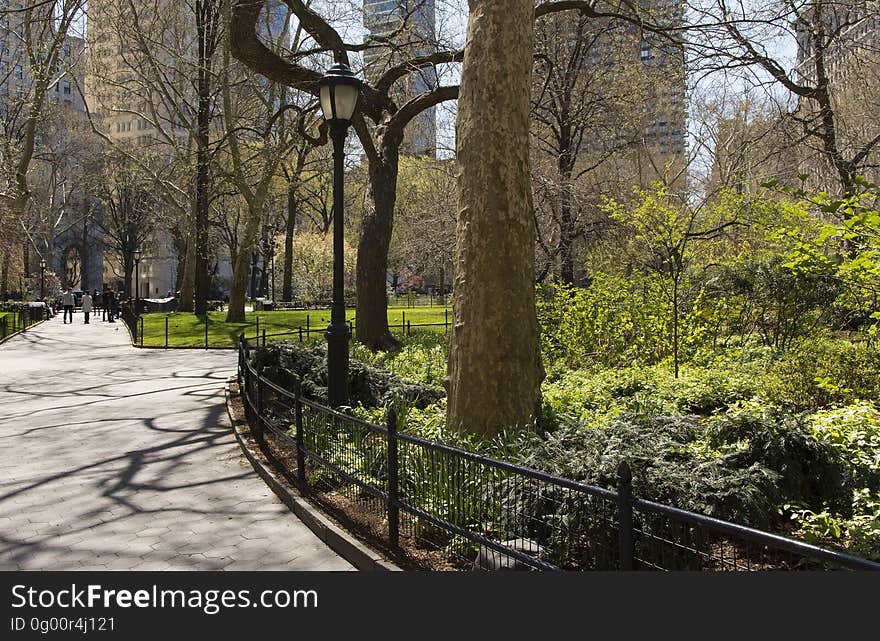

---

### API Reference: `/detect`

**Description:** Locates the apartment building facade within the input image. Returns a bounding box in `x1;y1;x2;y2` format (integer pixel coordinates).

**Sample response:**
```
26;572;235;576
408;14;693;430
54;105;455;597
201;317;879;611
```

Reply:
363;0;438;156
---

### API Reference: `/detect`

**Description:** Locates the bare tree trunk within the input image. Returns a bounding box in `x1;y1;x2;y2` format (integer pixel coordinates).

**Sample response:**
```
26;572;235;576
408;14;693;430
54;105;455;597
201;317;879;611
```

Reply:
355;137;401;351
559;196;574;284
178;232;196;312
258;227;269;297
1;253;9;299
194;0;219;317
194;89;210;316
81;220;90;291
283;181;296;302
558;141;575;284
446;0;543;435
226;213;261;322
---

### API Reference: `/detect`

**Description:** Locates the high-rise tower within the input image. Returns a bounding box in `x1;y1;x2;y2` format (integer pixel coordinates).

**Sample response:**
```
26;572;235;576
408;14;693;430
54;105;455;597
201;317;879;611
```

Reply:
363;0;437;156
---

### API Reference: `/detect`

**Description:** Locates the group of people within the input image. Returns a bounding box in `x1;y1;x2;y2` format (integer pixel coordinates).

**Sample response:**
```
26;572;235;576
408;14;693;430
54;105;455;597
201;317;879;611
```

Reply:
59;289;122;325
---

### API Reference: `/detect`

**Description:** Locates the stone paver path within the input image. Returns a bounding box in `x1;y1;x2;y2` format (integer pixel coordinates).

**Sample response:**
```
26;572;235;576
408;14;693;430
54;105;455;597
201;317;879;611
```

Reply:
0;314;352;570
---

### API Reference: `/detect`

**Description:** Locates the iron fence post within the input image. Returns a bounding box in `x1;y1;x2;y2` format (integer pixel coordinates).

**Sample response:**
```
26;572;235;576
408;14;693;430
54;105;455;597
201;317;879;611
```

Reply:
295;382;306;484
262;328;266;347
299;326;303;342
238;333;244;385
243;351;251;424
401;310;405;335
255;315;260;342
617;461;635;570
445;308;448;334
204;313;209;350
256;370;265;442
387;407;400;548
139;316;144;347
165;316;169;349
407;320;411;336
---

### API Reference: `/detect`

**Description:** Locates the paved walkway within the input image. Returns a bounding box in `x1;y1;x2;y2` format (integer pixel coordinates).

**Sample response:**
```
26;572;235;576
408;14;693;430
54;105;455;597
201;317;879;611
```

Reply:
0;315;352;570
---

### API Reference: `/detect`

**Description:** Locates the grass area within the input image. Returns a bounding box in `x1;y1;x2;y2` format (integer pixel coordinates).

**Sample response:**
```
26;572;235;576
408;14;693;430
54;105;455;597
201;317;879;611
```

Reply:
139;304;452;348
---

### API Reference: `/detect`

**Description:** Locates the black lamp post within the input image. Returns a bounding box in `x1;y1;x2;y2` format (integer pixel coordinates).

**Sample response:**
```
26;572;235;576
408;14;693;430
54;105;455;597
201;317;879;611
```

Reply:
133;248;142;313
39;259;46;300
319;62;362;407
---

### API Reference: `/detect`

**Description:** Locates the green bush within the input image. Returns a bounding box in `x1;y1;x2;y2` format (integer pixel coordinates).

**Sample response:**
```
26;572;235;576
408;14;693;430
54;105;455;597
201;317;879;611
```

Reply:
537;276;672;369
540;364;760;426
707;410;853;513
251;342;445;409
517;414;781;528
762;339;880;410
808;402;880;490
789;488;880;561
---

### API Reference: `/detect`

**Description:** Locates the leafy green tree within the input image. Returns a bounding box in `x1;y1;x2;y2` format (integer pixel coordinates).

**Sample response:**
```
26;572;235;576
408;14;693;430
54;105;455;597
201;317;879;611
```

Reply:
603;183;741;377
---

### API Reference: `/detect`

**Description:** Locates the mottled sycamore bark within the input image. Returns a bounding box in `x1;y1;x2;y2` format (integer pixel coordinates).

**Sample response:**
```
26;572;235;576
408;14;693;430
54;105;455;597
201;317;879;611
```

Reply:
447;0;544;435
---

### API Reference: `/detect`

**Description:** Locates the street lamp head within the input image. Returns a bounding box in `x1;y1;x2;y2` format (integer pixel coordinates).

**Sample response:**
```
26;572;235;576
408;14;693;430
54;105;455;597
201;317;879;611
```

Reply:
133;248;142;262
318;63;362;125
39;259;46;269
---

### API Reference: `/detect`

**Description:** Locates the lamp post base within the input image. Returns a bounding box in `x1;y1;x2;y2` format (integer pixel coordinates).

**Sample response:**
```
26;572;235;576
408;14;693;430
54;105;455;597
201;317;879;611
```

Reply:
325;321;350;407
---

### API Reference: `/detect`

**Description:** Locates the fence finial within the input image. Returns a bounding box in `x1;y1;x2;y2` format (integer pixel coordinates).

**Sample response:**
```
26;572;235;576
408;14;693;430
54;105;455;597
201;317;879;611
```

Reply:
617;460;632;487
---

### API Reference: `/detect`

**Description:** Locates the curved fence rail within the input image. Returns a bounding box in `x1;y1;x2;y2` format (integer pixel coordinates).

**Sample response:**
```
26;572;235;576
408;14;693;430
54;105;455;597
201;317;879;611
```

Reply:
236;336;880;571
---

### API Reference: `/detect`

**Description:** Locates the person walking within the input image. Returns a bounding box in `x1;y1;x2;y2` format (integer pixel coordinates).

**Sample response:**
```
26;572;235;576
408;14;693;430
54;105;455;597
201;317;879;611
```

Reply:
108;291;119;323
81;291;93;324
61;289;75;324
102;289;109;321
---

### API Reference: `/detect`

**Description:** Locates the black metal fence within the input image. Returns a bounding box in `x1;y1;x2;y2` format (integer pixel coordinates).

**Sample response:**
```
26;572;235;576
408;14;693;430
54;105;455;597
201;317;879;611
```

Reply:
127;307;454;350
0;305;47;342
237;338;880;571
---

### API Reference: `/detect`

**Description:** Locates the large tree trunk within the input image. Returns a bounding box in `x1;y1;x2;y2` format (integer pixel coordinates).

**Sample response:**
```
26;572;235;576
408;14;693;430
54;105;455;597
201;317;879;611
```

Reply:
355;136;401;351
446;0;543;435
178;232;196;312
193;0;215;317
257;227;269;297
1;252;9;299
226;210;261;322
283;181;296;301
194;95;210;316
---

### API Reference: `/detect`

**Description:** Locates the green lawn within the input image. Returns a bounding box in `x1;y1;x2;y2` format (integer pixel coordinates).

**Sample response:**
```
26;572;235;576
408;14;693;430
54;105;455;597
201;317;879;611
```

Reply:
138;305;452;348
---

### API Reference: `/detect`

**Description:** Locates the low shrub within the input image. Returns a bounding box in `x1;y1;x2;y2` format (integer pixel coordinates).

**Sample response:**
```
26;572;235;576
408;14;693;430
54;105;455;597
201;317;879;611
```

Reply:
251;342;445;409
808;401;880;490
517;414;781;529
762;339;880;410
707;410;853;513
540;364;760;425
789;489;880;561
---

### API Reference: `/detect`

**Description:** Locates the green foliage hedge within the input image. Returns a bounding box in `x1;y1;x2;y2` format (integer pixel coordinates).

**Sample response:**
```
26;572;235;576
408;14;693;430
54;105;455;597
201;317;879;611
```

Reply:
251;342;444;410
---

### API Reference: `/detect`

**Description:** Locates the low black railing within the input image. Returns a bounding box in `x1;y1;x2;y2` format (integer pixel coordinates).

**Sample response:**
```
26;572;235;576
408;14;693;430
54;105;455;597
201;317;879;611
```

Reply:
133;307;453;349
0;305;47;341
238;337;878;571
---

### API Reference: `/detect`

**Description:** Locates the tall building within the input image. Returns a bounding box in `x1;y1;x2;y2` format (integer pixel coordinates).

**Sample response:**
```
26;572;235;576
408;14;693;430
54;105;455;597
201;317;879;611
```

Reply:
1;5;103;293
794;1;880;187
536;1;687;178
708;110;800;194
85;0;290;298
363;0;437;155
